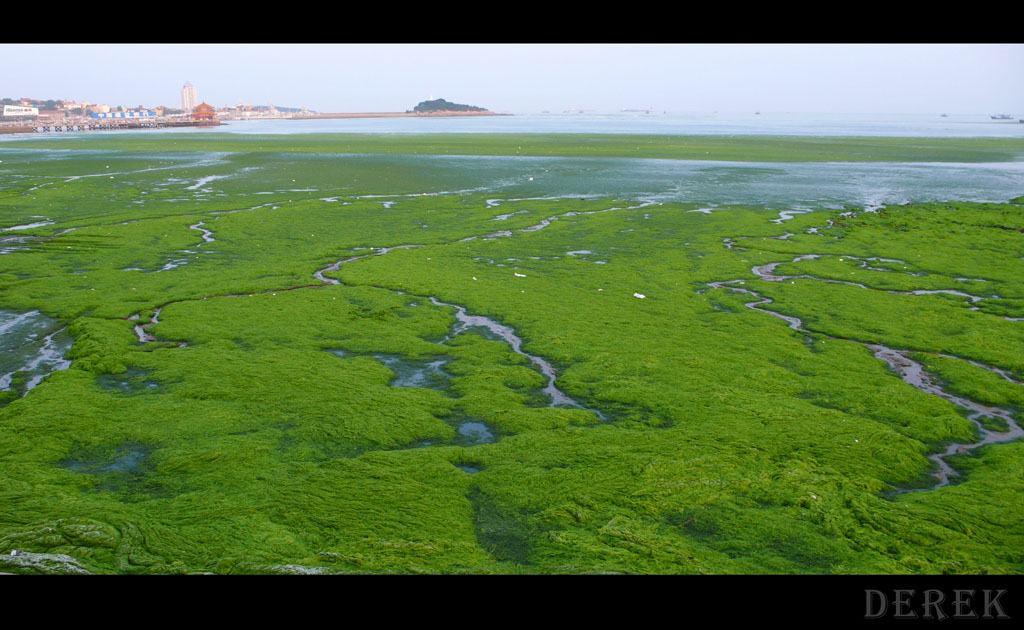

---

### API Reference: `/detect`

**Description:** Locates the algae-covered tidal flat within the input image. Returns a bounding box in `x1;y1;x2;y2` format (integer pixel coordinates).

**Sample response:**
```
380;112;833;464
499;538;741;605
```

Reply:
0;133;1022;574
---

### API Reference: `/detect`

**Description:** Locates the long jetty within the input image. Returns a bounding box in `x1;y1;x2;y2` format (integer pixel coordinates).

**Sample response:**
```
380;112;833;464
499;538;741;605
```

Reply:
0;119;221;135
290;110;509;120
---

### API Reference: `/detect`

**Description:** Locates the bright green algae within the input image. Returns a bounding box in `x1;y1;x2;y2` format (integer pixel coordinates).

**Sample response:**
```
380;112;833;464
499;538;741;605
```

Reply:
0;141;1023;574
6;132;1024;162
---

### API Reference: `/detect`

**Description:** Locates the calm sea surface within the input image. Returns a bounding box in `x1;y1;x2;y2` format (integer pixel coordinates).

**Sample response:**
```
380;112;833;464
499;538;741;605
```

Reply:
5;111;1023;139
107;111;1024;138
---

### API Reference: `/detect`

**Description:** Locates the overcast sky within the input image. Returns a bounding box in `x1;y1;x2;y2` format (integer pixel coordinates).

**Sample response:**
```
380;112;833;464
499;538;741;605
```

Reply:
3;44;1022;114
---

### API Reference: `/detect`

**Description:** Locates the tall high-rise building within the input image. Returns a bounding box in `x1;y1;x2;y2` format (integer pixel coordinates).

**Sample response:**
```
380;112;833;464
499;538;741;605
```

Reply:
181;82;197;112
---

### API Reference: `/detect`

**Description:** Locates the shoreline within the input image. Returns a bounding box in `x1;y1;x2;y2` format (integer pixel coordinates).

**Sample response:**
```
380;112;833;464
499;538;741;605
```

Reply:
0;111;510;134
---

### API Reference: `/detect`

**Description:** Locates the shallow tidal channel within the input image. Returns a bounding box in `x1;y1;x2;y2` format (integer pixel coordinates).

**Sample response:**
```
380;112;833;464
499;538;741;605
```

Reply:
0;309;72;397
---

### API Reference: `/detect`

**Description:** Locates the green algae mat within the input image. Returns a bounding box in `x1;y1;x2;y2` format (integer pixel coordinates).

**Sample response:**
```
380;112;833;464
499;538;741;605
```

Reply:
0;136;1023;574
8;132;1024;162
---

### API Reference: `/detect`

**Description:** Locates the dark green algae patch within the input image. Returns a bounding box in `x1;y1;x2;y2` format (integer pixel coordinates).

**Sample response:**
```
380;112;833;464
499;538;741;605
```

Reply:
0;145;1023;574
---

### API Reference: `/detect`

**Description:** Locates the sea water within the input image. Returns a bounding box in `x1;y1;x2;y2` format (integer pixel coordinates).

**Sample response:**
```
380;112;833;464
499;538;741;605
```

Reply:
2;112;1021;208
48;111;1020;138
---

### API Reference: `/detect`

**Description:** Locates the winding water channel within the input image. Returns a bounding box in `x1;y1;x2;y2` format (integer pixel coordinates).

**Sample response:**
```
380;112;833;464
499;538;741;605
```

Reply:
710;214;1024;492
427;296;605;418
105;196;1024;491
128;199;639;417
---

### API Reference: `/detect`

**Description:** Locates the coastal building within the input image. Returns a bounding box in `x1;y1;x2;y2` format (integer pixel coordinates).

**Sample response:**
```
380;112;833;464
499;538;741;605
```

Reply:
182;82;197;113
192;102;216;122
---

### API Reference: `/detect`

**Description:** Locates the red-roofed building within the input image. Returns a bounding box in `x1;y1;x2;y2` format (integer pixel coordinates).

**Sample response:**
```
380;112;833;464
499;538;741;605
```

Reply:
192;102;216;122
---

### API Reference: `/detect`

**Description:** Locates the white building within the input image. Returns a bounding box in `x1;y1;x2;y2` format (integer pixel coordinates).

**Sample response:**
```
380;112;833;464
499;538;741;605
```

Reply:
182;82;197;112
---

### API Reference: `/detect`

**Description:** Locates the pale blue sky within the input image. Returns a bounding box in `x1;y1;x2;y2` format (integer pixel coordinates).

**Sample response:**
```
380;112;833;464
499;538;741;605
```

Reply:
3;44;1022;114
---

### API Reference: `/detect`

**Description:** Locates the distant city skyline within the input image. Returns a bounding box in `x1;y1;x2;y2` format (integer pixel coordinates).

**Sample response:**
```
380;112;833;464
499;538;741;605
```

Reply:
2;44;1022;115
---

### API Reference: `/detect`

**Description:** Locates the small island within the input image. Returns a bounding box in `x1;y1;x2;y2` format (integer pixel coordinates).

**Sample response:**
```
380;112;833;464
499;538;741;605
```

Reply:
409;98;488;114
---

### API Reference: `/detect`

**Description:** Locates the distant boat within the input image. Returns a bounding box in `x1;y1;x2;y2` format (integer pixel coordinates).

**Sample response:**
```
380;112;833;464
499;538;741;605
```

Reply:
940;113;948;117
991;114;1014;120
